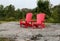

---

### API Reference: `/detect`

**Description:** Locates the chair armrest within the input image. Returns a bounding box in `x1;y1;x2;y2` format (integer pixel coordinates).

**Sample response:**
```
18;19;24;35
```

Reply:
30;20;36;24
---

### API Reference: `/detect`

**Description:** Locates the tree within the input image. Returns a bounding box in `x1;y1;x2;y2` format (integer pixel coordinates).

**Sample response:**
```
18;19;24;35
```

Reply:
37;0;51;18
0;5;5;20
15;9;22;20
51;5;60;23
5;4;15;17
3;4;15;21
21;8;32;19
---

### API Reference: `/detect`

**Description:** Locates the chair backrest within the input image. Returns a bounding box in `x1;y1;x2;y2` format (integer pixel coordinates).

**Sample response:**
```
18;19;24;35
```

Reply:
25;13;33;23
37;13;46;24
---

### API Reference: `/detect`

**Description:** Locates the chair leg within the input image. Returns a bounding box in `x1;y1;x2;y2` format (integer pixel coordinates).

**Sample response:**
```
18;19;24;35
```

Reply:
24;23;28;28
20;23;22;27
20;25;22;27
32;24;38;29
41;23;45;28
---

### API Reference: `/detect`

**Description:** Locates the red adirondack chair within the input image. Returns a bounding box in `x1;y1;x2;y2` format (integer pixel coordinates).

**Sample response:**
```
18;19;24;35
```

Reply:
20;12;33;28
32;13;46;29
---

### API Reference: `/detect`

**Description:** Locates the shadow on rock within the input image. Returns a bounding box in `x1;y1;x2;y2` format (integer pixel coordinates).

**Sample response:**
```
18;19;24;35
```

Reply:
30;34;43;40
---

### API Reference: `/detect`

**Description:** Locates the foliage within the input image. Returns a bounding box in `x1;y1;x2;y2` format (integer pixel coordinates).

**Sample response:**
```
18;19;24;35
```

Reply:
37;0;51;17
51;5;60;23
0;0;60;23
